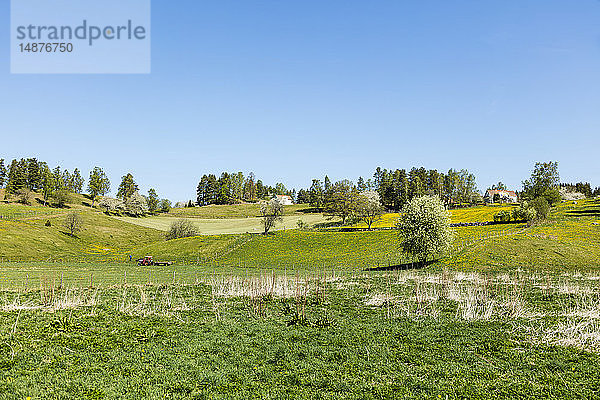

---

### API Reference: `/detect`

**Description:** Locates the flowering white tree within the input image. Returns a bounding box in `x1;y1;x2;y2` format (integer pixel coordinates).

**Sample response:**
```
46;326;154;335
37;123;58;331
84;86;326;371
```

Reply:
356;190;384;230
98;196;126;214
126;192;149;216
260;198;284;235
396;195;454;266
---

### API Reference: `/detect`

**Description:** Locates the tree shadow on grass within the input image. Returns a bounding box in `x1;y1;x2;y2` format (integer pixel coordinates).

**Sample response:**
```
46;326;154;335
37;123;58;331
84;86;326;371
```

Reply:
59;231;80;239
295;207;323;214
365;260;435;271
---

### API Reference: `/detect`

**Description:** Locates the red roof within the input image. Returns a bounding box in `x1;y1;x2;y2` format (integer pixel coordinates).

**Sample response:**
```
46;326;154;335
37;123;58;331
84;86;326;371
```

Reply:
486;189;517;197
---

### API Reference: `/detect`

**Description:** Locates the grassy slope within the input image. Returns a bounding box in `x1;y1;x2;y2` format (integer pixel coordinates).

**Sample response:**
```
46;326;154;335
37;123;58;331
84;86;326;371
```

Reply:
167;203;312;219
0;201;163;260
2;195;599;274
132;199;600;272
353;204;517;229
115;213;332;234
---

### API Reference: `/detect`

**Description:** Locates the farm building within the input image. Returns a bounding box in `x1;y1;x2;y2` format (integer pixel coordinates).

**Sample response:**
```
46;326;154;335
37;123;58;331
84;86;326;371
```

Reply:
484;189;518;204
274;195;294;205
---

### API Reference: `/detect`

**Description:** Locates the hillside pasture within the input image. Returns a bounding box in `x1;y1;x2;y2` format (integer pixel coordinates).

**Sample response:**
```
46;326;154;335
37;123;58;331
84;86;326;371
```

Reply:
167;203;312;219
115;214;333;235
352;204;517;229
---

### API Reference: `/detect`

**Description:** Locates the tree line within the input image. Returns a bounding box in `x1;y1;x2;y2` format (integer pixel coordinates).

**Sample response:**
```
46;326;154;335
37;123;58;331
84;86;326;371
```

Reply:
559;182;599;198
0;158;84;207
0;157;171;217
300;167;479;212
196;172;294;206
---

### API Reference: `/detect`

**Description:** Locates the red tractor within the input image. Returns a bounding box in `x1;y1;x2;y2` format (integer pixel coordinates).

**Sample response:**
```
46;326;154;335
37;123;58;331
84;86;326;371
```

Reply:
136;256;173;266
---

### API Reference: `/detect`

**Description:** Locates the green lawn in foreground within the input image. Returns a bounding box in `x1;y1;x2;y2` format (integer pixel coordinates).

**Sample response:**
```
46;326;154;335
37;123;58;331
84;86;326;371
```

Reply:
0;271;598;399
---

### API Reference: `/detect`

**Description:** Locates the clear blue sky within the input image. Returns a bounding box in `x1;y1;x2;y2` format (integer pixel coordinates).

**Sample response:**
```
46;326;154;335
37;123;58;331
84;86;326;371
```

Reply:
2;1;599;202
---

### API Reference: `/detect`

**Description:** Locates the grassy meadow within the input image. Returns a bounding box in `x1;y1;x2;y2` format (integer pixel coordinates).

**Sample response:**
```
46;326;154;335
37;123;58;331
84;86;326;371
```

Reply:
115;213;332;235
0;196;599;398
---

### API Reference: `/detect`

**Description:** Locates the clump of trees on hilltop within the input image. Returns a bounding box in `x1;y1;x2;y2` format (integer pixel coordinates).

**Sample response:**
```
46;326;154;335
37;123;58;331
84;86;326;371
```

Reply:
0;157;84;207
196;172;293;206
0;157;171;218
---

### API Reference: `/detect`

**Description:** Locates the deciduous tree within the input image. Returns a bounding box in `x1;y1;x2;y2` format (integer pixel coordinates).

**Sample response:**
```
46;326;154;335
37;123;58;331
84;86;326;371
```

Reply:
356;190;384;230
396;195;454;266
260;198;284;234
64;213;82;236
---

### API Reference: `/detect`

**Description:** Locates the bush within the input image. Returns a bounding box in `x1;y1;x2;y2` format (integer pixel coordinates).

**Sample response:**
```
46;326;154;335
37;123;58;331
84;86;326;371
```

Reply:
541;188;561;206
531;197;550;220
52;189;70;208
98;197;126;215
166;219;199;240
493;210;512;223
16;188;33;205
296;219;309;230
512;204;537;222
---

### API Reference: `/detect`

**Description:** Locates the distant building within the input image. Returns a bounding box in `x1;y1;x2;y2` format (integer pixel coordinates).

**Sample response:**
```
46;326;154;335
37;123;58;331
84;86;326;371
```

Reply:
484;189;518;204
274;195;294;205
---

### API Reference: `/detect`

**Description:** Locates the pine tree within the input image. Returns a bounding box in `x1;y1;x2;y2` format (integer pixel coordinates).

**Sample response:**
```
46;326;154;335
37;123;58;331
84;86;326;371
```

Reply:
357;177;367;192
88;167;111;206
40;164;55;206
147;188;159;213
117;173;138;200
0;159;6;188
26;158;42;191
52;166;64;190
6;159;27;193
71;169;84;193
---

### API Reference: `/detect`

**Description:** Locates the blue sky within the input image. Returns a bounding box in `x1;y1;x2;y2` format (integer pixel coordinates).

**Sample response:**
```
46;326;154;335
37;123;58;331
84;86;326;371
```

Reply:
2;1;599;202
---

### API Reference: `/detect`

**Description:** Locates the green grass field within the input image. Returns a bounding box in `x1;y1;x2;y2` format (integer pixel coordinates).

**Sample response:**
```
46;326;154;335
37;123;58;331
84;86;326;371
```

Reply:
0;270;598;398
167;203;312;219
115;213;333;235
352;204;518;229
1;196;599;398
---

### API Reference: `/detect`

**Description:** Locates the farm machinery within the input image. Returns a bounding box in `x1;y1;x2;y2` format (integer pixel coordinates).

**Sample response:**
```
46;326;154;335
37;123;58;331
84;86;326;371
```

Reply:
136;256;173;266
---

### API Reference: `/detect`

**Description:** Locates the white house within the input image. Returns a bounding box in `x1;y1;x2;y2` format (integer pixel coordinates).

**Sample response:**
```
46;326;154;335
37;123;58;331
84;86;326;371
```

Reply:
484;189;518;204
274;195;294;205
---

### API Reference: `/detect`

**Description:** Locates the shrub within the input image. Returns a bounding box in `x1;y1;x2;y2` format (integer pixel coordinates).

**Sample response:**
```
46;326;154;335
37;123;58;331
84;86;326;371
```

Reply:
98;197;126;215
493;210;512;223
166;219;199;240
17;188;33;205
512;204;537;222
52;189;70;208
296;219;309;230
531;197;550;220
44;220;51;227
